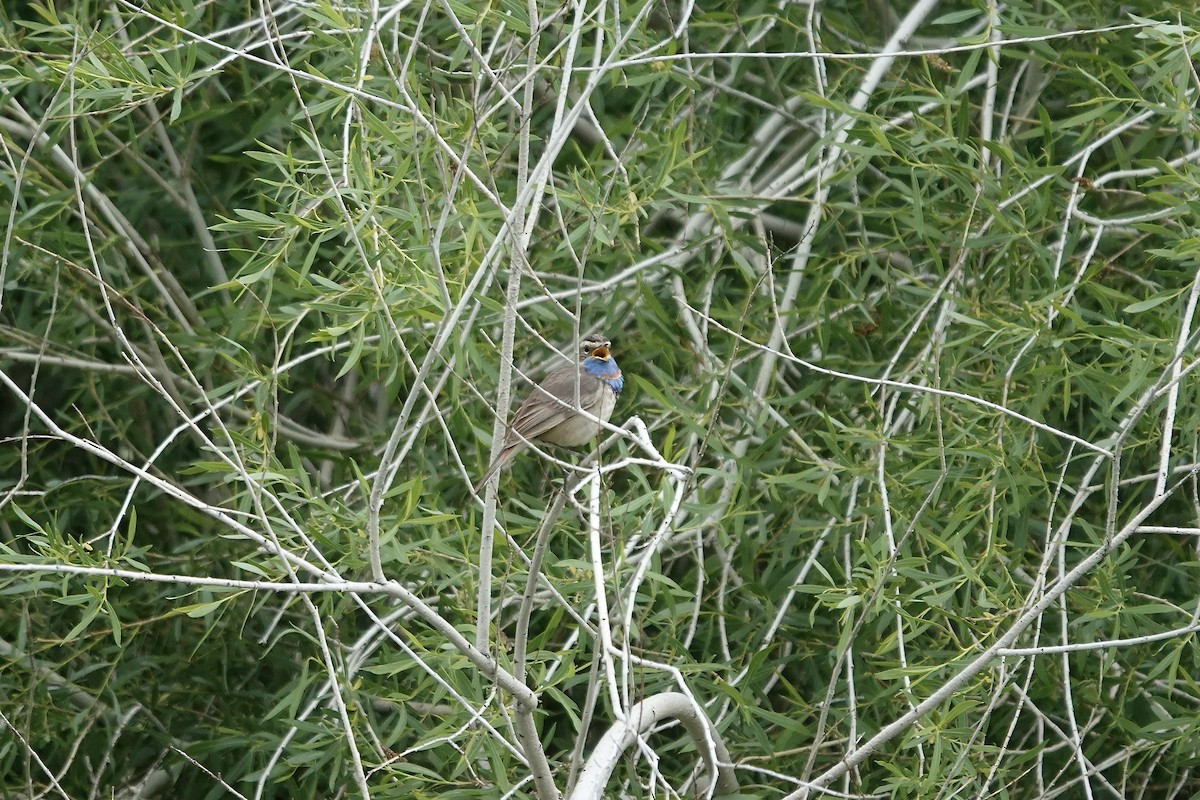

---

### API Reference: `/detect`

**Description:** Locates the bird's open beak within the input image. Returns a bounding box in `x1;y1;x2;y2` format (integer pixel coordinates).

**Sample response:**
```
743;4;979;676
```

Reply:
592;345;610;359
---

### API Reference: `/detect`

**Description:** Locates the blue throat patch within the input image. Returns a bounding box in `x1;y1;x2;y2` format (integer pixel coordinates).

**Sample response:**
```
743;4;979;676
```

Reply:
583;356;624;395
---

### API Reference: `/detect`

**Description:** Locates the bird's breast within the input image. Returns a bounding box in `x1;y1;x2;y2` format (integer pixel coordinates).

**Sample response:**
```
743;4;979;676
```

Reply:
538;414;602;447
536;383;617;447
595;382;617;422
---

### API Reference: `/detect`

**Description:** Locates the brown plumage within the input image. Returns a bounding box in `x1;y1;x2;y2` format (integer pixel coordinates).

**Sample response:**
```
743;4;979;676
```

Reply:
474;333;623;493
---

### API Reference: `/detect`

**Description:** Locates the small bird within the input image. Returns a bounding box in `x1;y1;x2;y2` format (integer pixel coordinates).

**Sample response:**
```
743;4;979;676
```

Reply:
474;333;624;493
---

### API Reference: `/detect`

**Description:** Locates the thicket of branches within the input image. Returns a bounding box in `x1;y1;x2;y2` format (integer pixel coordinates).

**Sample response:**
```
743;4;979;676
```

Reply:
3;1;1200;798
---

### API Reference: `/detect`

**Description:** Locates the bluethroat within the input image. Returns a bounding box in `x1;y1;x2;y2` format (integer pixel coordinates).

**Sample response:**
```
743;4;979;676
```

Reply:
475;332;624;493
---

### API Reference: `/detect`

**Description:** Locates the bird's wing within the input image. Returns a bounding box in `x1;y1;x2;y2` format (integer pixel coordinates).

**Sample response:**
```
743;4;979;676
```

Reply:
507;365;601;442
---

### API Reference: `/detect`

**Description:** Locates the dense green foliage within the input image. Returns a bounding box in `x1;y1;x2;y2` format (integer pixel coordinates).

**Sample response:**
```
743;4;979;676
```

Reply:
4;0;1200;797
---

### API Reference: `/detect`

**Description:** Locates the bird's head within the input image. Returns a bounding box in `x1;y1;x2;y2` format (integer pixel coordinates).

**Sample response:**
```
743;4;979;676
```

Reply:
579;333;611;361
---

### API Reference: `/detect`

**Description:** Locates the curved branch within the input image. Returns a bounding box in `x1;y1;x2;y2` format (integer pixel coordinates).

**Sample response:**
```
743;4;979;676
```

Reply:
569;692;738;799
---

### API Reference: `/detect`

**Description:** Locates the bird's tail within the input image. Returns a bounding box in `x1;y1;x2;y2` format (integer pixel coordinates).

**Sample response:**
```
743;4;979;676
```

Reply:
473;444;519;495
